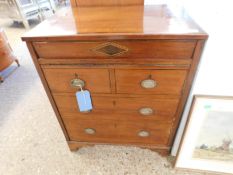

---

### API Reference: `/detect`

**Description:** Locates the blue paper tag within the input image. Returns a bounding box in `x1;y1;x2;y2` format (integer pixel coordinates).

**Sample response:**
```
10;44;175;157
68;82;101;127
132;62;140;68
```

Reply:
76;90;93;112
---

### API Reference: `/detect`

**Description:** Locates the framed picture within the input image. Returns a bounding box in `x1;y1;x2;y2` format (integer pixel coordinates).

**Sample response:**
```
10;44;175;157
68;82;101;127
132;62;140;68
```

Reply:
175;95;233;174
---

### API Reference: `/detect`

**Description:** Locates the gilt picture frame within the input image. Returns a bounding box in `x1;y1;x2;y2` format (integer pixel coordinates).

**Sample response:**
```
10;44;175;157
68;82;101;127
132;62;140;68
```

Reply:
175;95;233;174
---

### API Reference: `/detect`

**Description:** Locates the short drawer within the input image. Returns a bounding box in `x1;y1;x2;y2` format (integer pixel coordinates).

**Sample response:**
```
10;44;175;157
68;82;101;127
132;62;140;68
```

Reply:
53;94;179;121
42;67;111;93
33;40;196;59
115;69;187;95
62;117;172;145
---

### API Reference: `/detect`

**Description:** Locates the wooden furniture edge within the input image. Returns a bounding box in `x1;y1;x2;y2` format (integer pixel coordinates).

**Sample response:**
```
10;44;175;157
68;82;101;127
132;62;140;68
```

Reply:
52;92;180;99
38;58;192;68
26;41;70;141
167;39;206;147
68;141;170;156
70;0;77;7
22;34;208;42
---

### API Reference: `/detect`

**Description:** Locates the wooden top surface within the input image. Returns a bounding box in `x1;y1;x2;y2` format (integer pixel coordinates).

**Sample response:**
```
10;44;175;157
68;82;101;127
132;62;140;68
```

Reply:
22;5;208;41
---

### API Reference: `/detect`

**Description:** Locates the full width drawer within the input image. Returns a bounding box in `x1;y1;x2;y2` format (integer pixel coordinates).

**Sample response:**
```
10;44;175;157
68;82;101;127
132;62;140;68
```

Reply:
53;94;179;121
115;69;187;95
42;67;111;93
62;117;172;145
33;40;196;59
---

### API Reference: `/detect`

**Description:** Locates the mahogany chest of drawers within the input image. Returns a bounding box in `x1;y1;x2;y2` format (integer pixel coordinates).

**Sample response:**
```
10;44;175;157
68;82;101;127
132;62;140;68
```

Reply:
22;4;207;155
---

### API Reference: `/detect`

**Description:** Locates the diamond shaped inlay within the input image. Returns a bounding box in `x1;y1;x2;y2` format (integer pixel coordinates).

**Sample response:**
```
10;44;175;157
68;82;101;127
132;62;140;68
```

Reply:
92;42;128;56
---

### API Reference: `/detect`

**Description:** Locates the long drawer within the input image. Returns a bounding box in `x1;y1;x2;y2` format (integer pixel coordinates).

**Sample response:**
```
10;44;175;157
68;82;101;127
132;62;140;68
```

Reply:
53;94;179;121
33;40;196;59
42;67;111;93
62;116;172;145
115;69;187;95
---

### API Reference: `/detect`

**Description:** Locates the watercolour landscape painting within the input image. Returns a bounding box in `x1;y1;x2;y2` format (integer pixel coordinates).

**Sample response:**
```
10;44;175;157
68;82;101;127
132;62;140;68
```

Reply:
193;110;233;162
175;96;233;174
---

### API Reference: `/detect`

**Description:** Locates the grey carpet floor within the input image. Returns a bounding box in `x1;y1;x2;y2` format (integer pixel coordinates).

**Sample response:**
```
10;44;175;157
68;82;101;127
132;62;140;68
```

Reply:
0;44;210;175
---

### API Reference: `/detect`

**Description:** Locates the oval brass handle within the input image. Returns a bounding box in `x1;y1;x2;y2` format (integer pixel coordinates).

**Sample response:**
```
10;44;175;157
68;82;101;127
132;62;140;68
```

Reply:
84;128;96;135
138;130;150;137
140;79;157;89
70;78;85;88
139;107;154;116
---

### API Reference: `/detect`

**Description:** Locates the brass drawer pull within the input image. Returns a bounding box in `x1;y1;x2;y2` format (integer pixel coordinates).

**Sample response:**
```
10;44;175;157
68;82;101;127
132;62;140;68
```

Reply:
138;130;150;137
71;78;85;88
139;107;154;116
84;128;96;135
70;74;85;88
141;79;157;89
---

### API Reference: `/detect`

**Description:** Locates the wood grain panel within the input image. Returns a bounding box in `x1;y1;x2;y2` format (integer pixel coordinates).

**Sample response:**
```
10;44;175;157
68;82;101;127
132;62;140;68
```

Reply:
42;67;111;93
53;93;179;121
63;117;172;145
33;40;196;59
115;69;187;95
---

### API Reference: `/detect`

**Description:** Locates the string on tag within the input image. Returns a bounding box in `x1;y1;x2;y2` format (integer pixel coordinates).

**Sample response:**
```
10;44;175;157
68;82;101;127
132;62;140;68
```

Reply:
78;84;87;105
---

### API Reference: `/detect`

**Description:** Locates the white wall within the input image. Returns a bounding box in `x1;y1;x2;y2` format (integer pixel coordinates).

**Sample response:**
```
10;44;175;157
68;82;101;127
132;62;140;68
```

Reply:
145;0;233;155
